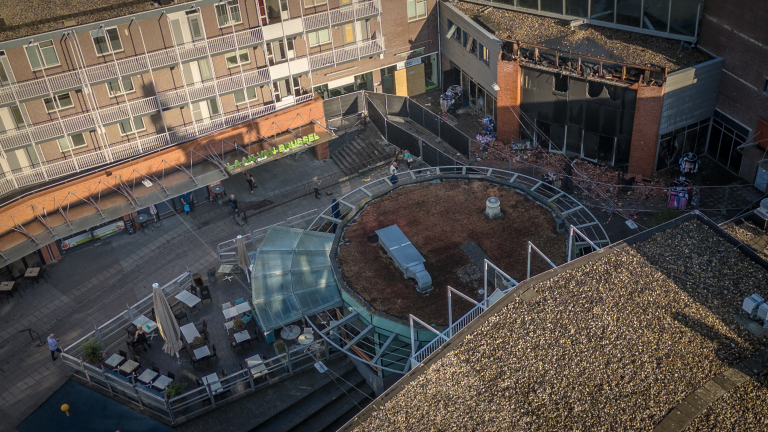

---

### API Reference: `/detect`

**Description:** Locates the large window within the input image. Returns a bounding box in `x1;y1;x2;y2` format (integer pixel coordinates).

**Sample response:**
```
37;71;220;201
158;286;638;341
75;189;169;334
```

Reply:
43;93;74;112
91;28;123;55
707;110;749;173
304;0;326;7
119;117;146;135
226;49;250;68
215;0;242;27
234;87;259;104
58;133;87;151
308;28;331;46
407;0;427;21
479;44;490;65
25;40;59;70
106;77;134;96
267;40;287;65
656;119;711;171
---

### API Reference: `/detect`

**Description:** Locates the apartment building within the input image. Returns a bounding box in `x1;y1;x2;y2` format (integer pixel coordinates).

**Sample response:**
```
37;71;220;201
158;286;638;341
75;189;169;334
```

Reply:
0;0;438;197
0;0;438;269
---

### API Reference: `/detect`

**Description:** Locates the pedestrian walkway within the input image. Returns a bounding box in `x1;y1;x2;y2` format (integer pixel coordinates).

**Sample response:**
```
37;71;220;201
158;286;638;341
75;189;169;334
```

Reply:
0;146;391;432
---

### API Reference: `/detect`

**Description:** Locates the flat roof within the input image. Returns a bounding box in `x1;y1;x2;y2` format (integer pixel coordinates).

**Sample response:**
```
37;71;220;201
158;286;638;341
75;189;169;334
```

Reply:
455;1;712;71
0;0;196;43
342;213;768;431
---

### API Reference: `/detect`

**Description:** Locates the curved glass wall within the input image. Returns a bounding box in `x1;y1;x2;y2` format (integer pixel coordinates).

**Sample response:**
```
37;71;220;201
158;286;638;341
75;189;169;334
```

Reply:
467;0;702;39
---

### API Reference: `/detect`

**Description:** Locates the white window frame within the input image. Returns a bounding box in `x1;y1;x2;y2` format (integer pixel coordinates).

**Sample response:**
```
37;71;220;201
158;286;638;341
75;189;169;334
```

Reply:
225;49;250;68
304;0;327;8
407;0;427;21
0;52;11;86
308;28;331;47
58;133;87;151
25;40;60;71
106;76;135;97
234;87;259;105
43;92;74;112
118;116;146;136
91;27;123;56
215;0;243;28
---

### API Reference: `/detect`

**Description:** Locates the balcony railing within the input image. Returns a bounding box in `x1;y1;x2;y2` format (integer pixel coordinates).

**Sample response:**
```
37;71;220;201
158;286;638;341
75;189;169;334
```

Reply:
309;37;384;70
0;94;313;195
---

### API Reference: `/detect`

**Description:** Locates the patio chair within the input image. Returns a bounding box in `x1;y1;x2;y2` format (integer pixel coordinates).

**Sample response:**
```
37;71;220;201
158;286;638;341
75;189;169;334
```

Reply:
210;344;218;361
222;302;231;310
133;355;142;367
119;350;128;358
242;314;253;326
195;377;204;388
150;365;160;374
200;286;212;304
173;308;188;324
235;298;245;305
166;372;176;381
125;324;137;337
195;319;207;333
224;321;234;334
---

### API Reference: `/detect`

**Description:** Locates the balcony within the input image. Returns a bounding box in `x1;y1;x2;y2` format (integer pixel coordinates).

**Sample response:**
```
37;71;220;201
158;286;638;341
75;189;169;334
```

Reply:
0;92;314;196
309;37;384;70
303;0;381;32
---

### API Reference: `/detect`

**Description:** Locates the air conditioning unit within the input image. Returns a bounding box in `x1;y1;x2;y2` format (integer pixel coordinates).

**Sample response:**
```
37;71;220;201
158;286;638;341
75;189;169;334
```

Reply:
758;302;768;321
743;293;764;315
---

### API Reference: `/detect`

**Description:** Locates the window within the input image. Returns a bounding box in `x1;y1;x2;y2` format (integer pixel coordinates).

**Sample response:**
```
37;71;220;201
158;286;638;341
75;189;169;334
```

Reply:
25;40;59;70
225;49;250;68
304;0;327;7
234;87;259;104
119;117;146;135
267;40;287;65
215;0;242;27
106;77;134;96
308;28;331;46
451;23;461;43
407;0;427;21
91;28;123;55
187;12;205;41
469;38;477;55
340;0;352;4
480;44;490;65
0;61;9;85
43;93;74;112
10;105;25;127
58;133;87;151
343;23;355;44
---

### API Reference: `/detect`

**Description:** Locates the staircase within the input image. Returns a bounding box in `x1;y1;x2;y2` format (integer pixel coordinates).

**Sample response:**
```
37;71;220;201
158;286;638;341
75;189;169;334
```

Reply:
246;359;375;432
331;124;394;176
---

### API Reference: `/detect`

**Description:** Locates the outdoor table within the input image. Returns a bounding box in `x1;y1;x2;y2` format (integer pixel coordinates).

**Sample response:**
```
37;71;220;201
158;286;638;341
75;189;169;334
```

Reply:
152;375;173;391
104;353;125;369
180;322;200;344
0;281;15;303
136;369;158;385
135;214;149;228
234;330;251;344
119;359;140;375
280;325;300;340
193;345;211;360
211;185;225;195
298;334;315;345
245;354;268;378
175;290;201;309
223;302;251;320
132;315;158;335
23;268;40;288
202;373;223;394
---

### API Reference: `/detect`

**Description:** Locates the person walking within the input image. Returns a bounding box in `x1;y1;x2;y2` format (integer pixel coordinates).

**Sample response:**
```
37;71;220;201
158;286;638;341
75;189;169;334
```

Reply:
389;161;398;175
244;172;256;193
312;176;321;199
48;334;61;361
134;328;151;352
229;195;239;222
180;194;191;215
403;150;413;170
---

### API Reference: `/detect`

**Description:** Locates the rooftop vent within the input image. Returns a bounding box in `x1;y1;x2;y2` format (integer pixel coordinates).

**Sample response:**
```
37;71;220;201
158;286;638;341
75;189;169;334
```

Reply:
484;197;502;220
376;225;432;293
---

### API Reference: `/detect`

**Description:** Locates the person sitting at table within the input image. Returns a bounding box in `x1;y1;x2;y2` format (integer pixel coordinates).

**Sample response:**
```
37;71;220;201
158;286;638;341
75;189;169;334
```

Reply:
134;328;151;352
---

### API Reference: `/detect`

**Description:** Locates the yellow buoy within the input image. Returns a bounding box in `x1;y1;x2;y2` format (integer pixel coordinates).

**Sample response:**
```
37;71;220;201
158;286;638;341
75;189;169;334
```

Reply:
61;404;70;417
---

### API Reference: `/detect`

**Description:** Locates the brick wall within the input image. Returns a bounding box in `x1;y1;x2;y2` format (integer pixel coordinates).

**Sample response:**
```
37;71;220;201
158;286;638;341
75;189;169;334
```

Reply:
496;59;521;144
0;97;325;234
628;84;665;177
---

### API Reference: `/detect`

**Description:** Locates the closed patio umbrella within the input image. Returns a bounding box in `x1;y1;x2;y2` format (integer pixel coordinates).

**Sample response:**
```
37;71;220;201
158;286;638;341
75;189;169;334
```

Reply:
237;235;251;282
152;283;183;363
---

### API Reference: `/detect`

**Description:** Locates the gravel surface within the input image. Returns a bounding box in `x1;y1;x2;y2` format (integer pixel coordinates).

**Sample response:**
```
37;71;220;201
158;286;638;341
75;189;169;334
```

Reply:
455;2;711;71
339;180;566;325
353;220;768;431
684;373;768;431
723;220;768;262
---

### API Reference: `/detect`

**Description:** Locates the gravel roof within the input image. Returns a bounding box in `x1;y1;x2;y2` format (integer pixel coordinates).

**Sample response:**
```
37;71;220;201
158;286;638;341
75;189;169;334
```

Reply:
0;0;196;43
455;1;712;71
350;219;768;431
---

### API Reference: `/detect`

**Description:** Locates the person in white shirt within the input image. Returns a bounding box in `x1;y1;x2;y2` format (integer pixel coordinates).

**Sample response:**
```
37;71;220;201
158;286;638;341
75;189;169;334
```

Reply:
48;334;61;361
389;161;398;175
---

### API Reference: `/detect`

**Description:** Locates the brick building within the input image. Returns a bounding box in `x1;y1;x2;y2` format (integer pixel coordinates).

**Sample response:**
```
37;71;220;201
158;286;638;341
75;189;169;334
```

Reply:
0;0;439;270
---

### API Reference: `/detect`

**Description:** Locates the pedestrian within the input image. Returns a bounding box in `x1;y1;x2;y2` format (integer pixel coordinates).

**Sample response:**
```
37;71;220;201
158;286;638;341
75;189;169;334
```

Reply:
403;150;413;170
390;172;399;185
244;171;256;193
48;334;61;361
134;327;151;352
389;161;398;175
180;194;191;215
229;194;239;222
149;204;159;221
312;176;321;199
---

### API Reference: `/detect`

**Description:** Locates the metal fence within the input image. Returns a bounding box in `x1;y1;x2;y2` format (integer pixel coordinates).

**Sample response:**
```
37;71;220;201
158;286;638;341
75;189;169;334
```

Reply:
60;270;341;425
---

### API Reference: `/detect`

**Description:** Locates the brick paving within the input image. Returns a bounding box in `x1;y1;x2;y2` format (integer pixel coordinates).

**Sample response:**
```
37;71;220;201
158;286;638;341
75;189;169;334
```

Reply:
0;147;391;432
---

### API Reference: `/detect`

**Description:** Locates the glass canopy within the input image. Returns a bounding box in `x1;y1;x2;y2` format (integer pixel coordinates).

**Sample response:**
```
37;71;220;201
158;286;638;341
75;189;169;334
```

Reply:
250;227;342;331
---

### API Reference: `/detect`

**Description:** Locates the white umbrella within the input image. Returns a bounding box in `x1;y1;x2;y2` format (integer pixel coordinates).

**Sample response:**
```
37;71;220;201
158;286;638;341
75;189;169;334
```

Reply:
152;283;183;363
237;235;251;282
